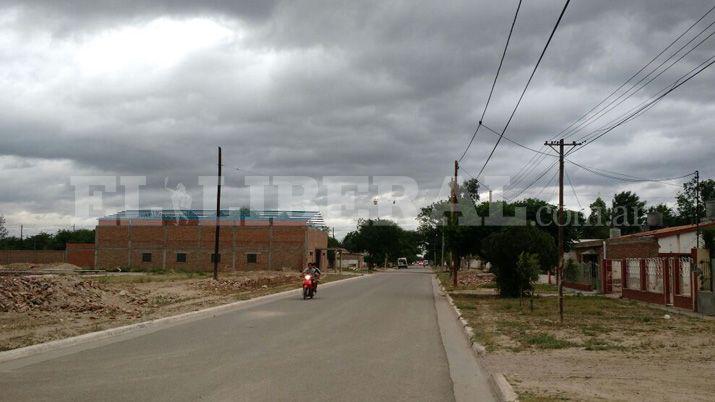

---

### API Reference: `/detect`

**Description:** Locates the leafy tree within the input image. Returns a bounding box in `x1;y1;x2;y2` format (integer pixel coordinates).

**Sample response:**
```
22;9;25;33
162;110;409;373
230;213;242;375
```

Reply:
482;225;557;297
647;203;682;227
582;197;610;239
515;252;541;296
512;198;582;251
676;177;715;223
611;191;645;235
0;228;95;250
343;219;418;267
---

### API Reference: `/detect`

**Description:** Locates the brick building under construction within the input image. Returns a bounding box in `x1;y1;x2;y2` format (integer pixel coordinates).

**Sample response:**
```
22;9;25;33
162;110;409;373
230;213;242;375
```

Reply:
95;210;328;272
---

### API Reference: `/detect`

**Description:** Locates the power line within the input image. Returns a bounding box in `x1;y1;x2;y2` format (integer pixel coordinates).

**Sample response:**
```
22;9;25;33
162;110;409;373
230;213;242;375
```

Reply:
575;55;715;148
568;25;715;144
458;0;523;162
567;160;695;186
564;169;582;210
505;159;559;202
561;17;715;141
503;4;715;187
554;4;715;141
535;168;559;199
481;123;559;157
475;0;571;178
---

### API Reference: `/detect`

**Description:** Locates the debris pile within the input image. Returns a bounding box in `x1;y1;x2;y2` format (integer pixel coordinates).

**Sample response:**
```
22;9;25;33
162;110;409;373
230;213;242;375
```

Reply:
0;262;83;272
197;272;299;293
0;276;144;315
457;271;495;288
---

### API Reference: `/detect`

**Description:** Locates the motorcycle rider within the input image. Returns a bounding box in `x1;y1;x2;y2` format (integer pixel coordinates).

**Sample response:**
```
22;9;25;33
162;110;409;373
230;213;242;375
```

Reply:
302;263;321;293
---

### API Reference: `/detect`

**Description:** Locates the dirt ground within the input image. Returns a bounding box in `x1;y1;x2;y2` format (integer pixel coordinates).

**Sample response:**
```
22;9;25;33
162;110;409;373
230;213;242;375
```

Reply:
441;271;715;401
475;297;715;401
0;269;356;351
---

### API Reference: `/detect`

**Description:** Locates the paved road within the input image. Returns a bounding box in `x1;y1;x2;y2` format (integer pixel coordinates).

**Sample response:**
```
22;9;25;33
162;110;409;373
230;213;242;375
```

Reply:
1;269;489;401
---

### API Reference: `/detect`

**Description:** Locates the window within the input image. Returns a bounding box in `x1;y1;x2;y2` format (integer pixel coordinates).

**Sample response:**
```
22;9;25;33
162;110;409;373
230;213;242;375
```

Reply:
211;253;221;263
247;253;258;264
142;253;152;263
176;253;187;263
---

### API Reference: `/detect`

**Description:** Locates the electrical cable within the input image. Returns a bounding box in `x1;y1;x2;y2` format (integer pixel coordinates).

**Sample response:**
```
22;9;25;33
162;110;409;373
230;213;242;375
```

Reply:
458;0;523;162
475;0;571;179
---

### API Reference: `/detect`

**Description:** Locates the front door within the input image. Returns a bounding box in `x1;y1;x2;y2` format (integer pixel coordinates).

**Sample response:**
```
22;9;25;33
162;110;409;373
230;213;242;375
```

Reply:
315;249;322;268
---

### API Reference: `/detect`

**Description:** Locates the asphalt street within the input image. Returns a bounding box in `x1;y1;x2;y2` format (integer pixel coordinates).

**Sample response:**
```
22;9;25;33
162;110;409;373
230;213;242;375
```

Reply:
0;269;493;401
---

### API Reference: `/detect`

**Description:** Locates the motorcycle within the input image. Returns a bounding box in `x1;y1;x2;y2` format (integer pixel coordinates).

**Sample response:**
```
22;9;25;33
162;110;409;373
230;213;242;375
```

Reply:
302;273;317;299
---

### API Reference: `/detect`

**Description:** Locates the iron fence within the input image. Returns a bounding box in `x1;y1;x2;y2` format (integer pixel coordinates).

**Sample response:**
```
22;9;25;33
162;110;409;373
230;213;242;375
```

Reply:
626;258;641;289
645;258;663;293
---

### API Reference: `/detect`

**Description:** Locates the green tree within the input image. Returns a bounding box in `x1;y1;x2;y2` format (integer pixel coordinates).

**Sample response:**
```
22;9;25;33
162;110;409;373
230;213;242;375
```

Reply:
582;196;610;239
676;177;715;223
647;203;682;227
343;219;417;267
611;191;646;235
482;225;557;297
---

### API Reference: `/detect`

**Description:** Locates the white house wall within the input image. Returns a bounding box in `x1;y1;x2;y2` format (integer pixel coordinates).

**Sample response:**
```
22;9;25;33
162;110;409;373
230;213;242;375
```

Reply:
658;232;698;254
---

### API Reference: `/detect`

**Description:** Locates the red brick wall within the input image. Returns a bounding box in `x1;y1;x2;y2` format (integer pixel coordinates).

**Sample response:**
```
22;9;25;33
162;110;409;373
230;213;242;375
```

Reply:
606;238;659;259
66;243;95;268
95;221;326;272
575;238;659;264
0;250;65;264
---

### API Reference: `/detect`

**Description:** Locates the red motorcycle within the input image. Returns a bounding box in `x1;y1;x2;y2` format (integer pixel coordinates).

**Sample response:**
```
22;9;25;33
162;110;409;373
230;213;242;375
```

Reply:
302;273;318;299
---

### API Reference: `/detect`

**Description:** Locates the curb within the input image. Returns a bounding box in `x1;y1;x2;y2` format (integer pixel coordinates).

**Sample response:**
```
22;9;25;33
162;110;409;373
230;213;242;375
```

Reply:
436;279;519;402
0;273;368;365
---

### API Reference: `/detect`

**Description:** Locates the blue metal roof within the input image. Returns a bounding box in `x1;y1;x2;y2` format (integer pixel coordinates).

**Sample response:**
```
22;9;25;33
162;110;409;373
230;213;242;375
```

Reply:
99;210;326;227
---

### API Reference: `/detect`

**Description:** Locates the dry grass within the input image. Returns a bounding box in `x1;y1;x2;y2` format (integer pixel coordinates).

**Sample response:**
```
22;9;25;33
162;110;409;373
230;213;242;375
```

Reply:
436;274;715;401
451;292;711;353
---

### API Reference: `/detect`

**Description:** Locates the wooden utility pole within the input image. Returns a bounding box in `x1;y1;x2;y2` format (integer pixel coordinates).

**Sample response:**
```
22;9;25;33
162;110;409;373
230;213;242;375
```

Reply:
213;146;222;281
545;139;581;323
451;160;459;288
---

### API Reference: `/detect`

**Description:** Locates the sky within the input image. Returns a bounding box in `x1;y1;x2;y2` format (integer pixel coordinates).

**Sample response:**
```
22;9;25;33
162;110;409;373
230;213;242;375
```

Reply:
0;0;714;239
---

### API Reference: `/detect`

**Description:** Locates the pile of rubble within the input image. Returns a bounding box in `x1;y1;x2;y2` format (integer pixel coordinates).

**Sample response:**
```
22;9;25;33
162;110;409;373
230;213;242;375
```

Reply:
197;272;299;293
0;276;143;315
0;263;82;272
457;271;495;288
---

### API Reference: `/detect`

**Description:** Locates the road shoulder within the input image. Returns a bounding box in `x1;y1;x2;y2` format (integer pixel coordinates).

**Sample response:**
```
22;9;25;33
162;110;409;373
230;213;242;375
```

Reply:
432;275;497;402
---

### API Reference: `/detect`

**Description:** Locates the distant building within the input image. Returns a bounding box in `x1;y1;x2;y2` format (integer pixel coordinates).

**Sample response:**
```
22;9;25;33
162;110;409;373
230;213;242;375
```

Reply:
95;210;328;272
574;221;715;265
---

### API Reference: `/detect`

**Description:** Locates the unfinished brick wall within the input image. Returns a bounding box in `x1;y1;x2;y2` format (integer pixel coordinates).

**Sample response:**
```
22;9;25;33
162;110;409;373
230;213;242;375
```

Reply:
95;220;327;272
0;244;96;268
575;237;659;263
0;250;65;265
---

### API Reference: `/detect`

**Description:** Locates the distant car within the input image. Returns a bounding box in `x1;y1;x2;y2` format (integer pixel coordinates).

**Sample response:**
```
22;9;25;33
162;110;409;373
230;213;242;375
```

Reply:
397;257;408;269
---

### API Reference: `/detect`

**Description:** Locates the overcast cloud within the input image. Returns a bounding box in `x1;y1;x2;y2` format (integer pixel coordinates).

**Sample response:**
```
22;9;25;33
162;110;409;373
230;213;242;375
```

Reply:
0;0;713;238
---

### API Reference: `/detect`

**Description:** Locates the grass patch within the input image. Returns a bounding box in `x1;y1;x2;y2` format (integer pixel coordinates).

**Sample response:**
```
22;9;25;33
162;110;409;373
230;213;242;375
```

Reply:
436;272;715;353
522;333;574;349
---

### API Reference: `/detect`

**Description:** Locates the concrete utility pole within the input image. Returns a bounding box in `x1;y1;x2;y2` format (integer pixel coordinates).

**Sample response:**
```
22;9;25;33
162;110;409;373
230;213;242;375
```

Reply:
695;170;700;249
440;217;446;269
451;160;459;288
545;139;581;323
213;146;222;281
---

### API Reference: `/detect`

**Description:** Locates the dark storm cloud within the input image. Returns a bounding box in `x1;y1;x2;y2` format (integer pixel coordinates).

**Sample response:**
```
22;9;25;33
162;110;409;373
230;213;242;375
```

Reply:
0;0;714;236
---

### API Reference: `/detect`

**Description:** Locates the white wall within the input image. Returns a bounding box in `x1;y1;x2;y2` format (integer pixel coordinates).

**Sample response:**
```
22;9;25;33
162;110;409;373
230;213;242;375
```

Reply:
658;232;699;254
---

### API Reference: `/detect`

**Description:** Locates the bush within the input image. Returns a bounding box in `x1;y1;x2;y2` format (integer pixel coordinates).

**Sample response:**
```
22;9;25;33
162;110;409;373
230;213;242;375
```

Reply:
482;225;557;297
